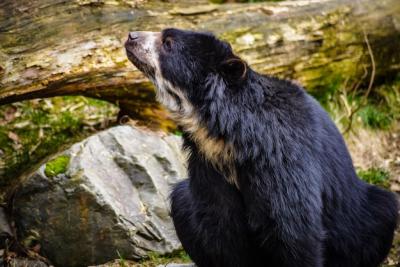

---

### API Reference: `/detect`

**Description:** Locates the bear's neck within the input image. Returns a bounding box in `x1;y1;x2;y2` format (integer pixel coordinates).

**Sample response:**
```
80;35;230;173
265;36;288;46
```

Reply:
171;100;239;187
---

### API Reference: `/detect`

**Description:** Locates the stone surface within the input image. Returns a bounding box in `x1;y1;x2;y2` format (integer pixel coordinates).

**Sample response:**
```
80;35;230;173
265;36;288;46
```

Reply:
0;258;49;267
11;126;187;267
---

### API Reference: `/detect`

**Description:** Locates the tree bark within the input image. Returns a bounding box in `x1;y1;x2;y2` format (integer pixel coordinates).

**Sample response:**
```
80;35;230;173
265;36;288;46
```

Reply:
0;0;399;128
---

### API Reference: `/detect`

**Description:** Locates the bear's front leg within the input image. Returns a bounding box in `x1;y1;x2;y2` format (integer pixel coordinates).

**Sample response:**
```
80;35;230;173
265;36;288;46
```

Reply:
170;165;254;267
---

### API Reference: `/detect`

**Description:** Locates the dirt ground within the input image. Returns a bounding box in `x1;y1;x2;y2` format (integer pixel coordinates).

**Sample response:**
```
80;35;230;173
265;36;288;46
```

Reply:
347;126;400;266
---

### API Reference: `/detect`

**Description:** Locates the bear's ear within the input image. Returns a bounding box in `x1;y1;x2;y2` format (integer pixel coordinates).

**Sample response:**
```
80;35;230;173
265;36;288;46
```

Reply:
219;57;247;84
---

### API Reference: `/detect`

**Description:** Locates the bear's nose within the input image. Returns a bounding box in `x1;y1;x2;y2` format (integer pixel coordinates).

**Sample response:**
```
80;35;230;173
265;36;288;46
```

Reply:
128;32;140;41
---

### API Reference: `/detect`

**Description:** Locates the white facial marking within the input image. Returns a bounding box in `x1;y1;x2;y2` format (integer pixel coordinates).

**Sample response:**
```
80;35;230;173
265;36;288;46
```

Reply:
136;32;183;113
140;32;160;71
136;31;239;187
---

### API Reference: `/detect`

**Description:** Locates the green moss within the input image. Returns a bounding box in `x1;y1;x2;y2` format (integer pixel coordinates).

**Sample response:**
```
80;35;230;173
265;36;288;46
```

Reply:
357;168;390;188
173;130;183;137
303;50;363;103
0;96;118;193
219;27;252;44
44;155;70;178
290;12;365;104
308;71;345;104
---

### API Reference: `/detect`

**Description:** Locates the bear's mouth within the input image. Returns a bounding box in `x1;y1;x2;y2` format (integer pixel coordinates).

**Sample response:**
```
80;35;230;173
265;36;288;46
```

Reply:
125;31;161;79
125;48;155;78
125;31;185;113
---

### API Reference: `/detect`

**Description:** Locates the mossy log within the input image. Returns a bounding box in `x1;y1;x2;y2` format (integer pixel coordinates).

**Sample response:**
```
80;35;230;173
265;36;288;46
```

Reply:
0;0;399;129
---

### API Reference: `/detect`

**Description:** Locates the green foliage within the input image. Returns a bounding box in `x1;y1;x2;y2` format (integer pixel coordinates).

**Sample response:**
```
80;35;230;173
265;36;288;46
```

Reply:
44;155;70;178
311;72;345;106
143;250;191;265
0;96;118;191
356;76;400;130
358;105;393;129
357;167;390;188
376;78;400;121
322;76;400;132
116;250;127;267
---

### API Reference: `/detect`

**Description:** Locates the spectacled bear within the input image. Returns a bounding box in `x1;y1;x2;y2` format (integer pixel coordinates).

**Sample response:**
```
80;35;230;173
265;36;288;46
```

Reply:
125;28;398;267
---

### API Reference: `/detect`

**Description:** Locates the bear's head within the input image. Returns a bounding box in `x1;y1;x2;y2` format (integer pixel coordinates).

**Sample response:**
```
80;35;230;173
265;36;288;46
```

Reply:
126;29;255;184
125;28;248;114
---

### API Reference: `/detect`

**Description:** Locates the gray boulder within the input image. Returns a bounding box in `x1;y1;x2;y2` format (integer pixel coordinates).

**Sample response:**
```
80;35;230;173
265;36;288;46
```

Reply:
11;126;187;267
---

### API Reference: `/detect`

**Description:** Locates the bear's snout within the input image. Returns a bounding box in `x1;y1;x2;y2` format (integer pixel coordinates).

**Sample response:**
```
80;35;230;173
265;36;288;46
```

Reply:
128;32;140;42
125;31;161;78
126;31;148;46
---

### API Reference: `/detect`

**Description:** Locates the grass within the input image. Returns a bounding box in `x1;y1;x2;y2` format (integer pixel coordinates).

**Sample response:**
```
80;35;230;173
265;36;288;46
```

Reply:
357;167;391;188
143;251;191;266
100;250;191;267
117;250;127;267
324;77;400;132
358;105;393;129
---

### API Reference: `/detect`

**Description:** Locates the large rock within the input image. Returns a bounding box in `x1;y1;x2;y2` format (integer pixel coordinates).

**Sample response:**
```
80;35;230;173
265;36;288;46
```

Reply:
11;126;187;267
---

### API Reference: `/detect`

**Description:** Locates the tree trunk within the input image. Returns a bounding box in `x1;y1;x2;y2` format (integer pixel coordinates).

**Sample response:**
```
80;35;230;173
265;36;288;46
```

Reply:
1;0;399;128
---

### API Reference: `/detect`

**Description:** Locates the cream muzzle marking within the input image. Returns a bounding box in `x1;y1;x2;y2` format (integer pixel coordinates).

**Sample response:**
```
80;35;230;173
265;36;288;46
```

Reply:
126;31;238;187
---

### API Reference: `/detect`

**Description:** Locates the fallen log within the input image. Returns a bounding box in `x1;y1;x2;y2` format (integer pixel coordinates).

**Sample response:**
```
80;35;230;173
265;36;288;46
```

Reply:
0;0;399;128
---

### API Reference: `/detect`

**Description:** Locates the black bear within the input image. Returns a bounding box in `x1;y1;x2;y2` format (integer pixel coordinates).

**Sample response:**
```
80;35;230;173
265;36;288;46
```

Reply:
125;28;399;267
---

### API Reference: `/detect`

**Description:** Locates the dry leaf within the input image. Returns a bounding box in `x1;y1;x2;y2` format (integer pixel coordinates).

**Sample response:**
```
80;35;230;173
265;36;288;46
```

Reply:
7;131;19;143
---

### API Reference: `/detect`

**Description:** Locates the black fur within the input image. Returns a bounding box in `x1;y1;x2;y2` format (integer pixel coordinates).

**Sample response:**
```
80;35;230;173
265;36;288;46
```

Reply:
127;28;399;267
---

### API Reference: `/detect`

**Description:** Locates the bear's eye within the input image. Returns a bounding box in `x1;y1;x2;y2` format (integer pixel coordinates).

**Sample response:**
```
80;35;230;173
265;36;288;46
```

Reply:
163;37;173;51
